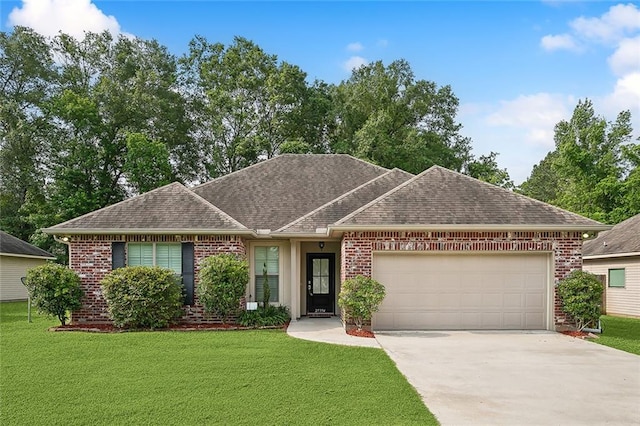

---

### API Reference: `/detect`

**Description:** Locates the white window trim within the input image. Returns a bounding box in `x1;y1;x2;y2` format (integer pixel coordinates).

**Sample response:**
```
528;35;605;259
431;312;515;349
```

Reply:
127;242;181;274
249;241;285;305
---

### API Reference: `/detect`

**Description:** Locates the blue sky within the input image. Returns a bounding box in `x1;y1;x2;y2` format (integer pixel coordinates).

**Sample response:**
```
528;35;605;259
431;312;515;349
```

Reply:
2;0;639;184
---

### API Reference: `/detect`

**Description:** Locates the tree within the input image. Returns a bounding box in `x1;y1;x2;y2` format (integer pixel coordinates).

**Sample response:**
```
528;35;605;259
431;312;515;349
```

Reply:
466;152;514;189
0;27;55;241
23;263;83;325
179;36;309;180
123;133;173;194
329;60;472;174
520;99;638;223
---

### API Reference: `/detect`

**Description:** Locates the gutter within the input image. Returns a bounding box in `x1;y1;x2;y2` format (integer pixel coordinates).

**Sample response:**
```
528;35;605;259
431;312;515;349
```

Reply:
43;228;258;237
583;251;640;260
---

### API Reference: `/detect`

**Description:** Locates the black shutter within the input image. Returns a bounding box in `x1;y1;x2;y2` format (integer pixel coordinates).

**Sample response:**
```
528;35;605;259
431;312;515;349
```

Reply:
112;242;126;270
182;242;194;305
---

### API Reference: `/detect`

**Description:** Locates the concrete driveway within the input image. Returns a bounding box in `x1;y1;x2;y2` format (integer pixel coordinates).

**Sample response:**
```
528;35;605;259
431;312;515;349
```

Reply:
375;331;640;425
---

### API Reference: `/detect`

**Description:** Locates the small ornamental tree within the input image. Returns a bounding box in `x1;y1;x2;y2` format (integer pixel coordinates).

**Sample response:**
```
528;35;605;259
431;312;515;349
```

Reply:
556;270;604;331
101;266;184;329
262;263;270;308
197;254;249;323
23;263;83;325
338;275;386;331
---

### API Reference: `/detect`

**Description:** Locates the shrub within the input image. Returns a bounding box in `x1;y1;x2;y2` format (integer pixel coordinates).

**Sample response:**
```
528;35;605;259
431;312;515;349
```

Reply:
556;270;604;331
238;305;290;327
23;263;83;325
100;266;184;329
197;254;249;323
338;275;386;331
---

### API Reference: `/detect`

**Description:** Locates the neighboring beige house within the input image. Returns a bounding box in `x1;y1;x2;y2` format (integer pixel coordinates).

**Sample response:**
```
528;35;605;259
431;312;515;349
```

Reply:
0;231;55;301
583;214;640;318
44;154;608;331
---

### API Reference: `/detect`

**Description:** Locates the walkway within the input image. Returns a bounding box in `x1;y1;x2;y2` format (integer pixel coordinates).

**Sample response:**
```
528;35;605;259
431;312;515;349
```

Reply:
286;317;380;348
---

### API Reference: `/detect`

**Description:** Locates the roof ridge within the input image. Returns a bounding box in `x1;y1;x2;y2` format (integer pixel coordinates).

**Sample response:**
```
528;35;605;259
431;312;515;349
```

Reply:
334;166;434;225
275;169;401;232
47;182;185;229
183;185;248;229
193;154;390;191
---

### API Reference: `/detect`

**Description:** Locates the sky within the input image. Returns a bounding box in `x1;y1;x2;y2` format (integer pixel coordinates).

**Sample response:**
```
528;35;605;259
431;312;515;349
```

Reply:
1;0;639;185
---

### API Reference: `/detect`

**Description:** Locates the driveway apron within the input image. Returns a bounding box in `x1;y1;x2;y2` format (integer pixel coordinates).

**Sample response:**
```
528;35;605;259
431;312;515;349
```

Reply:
375;331;640;426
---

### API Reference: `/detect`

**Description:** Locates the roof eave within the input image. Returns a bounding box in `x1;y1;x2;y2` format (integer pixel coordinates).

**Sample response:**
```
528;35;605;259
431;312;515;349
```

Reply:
583;251;640;260
42;228;258;237
0;252;56;260
328;223;611;236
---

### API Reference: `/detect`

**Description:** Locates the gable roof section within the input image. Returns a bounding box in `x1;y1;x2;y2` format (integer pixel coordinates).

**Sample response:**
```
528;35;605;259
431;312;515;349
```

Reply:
192;154;389;230
334;166;607;231
44;182;250;234
583;213;640;258
276;168;414;234
0;231;55;259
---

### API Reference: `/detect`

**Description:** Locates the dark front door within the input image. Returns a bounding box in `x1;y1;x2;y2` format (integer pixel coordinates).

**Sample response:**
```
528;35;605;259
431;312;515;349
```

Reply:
306;253;335;314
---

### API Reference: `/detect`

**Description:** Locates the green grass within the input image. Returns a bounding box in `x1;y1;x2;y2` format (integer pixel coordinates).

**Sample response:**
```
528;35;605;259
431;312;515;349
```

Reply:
0;302;437;425
592;315;640;355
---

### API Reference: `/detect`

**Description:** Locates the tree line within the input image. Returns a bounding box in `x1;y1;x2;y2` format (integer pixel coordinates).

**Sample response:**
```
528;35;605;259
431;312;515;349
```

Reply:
1;27;637;258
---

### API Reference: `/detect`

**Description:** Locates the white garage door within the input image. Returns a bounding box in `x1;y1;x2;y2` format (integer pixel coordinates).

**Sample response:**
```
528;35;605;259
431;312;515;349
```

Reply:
373;253;550;330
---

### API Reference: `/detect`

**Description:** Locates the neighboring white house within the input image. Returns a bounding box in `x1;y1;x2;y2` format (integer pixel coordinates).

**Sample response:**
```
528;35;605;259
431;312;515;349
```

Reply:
583;214;640;318
0;231;55;301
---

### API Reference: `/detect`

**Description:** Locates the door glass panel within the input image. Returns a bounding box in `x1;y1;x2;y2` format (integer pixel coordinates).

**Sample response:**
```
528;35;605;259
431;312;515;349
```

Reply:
312;258;330;294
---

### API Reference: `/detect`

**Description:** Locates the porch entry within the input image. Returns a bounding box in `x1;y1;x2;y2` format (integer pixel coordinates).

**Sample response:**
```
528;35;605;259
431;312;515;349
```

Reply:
306;253;335;315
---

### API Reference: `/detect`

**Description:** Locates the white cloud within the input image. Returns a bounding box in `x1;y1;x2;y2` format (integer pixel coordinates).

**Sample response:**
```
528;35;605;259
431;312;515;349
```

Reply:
608;35;640;76
8;0;124;39
346;42;364;52
570;3;640;44
601;72;640;120
343;56;368;72
485;93;574;147
541;34;578;51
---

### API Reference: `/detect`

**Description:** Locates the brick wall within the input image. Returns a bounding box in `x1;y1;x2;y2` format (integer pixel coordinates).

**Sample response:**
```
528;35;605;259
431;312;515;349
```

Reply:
67;235;246;324
340;231;584;329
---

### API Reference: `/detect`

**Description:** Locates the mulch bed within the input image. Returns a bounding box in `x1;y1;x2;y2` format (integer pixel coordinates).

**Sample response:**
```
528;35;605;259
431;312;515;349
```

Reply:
561;330;599;339
50;322;290;333
346;328;375;338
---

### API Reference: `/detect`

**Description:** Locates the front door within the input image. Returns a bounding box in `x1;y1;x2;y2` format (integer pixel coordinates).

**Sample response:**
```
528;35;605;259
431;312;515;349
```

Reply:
306;253;335;314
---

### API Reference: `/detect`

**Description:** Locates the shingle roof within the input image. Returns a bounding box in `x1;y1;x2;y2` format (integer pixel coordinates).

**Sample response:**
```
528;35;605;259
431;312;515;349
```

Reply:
0;231;55;258
583;214;640;257
276;168;414;233
335;166;606;229
45;182;249;234
192;154;389;230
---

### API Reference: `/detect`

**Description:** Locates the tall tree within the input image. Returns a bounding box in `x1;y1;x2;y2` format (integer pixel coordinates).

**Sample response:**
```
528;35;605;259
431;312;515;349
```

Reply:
520;99;637;223
329;60;472;174
179;36;309;180
466;152;514;189
0;27;55;240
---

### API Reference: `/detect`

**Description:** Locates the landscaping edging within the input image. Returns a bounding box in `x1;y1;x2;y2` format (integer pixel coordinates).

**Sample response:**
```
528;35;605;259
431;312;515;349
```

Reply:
49;322;290;333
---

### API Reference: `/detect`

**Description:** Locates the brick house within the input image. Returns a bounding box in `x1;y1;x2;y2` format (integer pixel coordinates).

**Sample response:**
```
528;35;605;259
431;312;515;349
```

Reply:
44;154;608;330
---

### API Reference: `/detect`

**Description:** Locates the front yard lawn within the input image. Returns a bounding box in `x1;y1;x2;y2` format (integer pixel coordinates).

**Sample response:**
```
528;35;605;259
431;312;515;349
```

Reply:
593;315;640;355
0;302;437;425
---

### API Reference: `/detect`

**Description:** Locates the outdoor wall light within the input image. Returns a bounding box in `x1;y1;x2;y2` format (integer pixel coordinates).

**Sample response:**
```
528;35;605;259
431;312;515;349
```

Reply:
318;241;325;251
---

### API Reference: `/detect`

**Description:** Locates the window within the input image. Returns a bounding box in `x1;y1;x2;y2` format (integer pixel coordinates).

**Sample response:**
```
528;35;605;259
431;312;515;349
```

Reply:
608;268;625;288
255;246;279;303
128;243;182;274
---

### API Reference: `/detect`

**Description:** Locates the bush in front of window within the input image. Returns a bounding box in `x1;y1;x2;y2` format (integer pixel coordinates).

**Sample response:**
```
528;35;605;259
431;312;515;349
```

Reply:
238;305;290;327
100;266;184;329
196;254;249;323
338;275;386;331
556;270;604;331
24;263;83;326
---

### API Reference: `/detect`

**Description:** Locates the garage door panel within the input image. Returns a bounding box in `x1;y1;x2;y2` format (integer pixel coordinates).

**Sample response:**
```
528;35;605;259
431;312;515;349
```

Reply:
373;254;549;330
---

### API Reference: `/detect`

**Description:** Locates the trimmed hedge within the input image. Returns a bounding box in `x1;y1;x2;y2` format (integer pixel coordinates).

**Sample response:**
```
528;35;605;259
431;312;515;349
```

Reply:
557;270;603;331
338;275;386;331
101;266;184;329
197;254;249;323
238;305;290;327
